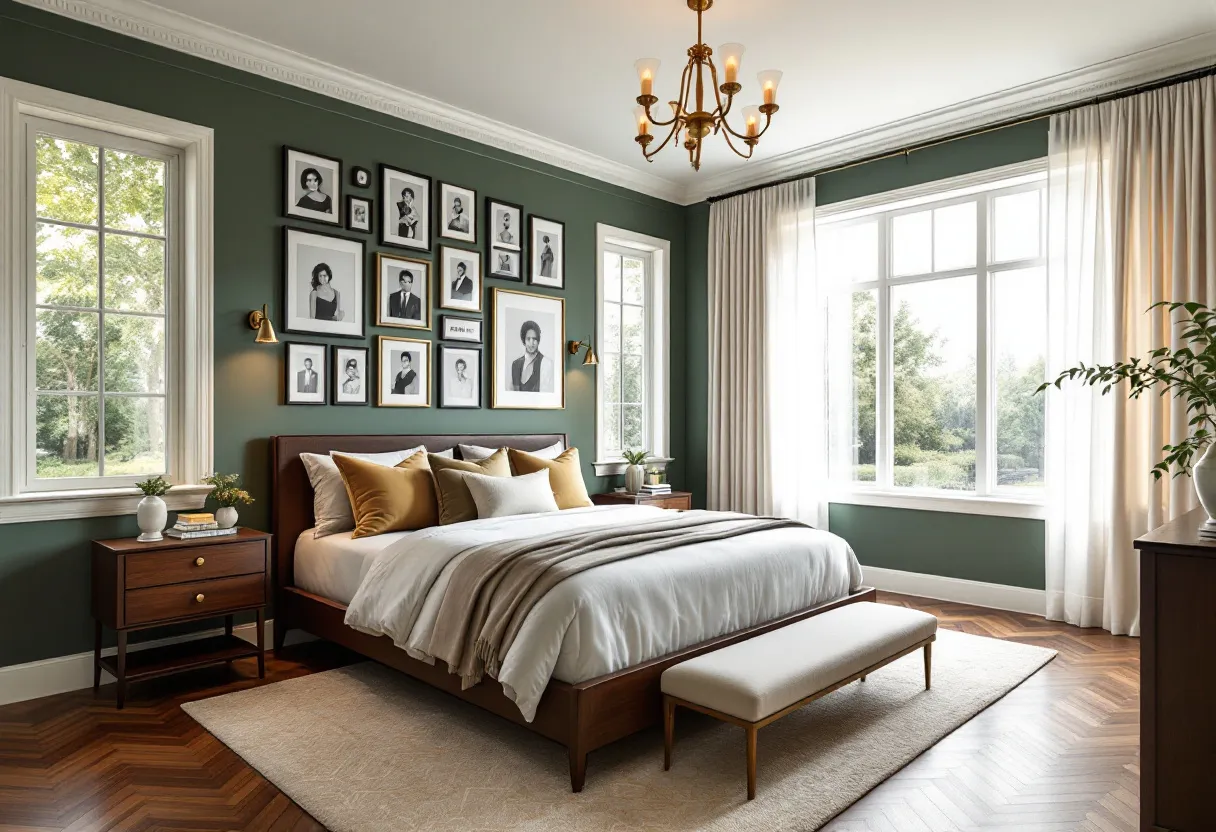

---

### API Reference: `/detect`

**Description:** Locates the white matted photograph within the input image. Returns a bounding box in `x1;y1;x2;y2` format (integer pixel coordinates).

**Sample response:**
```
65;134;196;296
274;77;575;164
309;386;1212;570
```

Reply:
331;345;369;406
490;249;522;281
440;345;481;409
285;147;341;226
529;215;565;289
438;181;476;244
440;246;482;312
440;315;482;343
486;197;522;251
381;165;431;251
346;195;372;233
284;341;327;405
377;336;431;407
283;228;365;338
492;287;565;409
376;252;430;330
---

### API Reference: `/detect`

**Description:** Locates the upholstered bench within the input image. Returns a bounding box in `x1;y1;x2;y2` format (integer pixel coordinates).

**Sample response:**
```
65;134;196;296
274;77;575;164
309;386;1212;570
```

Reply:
661;601;938;800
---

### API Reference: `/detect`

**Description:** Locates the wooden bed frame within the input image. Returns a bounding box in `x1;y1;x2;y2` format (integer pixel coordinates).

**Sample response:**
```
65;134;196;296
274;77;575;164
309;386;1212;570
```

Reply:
270;433;876;793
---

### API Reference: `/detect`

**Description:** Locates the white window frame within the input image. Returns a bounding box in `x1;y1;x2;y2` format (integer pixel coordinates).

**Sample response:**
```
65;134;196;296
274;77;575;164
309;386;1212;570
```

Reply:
817;160;1048;520
592;223;670;477
0;77;214;523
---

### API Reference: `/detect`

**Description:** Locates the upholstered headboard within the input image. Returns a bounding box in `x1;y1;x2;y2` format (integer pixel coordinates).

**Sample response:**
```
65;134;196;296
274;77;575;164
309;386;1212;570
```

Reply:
269;433;567;591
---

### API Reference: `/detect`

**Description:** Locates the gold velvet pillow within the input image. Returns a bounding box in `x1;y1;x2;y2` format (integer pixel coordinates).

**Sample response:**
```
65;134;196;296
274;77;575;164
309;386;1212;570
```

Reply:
333;450;437;539
429;449;511;525
508;447;593;510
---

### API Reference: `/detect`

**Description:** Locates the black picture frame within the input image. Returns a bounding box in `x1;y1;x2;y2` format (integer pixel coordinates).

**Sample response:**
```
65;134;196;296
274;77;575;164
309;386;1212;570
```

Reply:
284;146;342;227
439;345;482;409
281;226;366;340
380;164;432;252
437;180;477;244
330;344;370;406
528;214;565;289
283;341;327;406
440;315;483;343
351;165;371;188
486;196;524;249
345;195;373;233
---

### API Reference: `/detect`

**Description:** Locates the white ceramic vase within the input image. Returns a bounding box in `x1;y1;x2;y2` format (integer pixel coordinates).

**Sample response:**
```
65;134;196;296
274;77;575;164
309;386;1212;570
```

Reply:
136;495;167;542
215;506;238;529
1193;443;1216;530
624;464;645;495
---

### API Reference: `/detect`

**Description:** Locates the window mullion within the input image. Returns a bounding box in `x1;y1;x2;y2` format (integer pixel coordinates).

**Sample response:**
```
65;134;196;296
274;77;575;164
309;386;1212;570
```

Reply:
877;214;893;489
97;146;106;478
975;197;991;497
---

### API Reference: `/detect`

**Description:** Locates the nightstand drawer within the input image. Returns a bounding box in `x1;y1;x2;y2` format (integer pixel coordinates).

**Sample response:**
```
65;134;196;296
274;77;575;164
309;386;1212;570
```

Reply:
125;574;265;626
126;541;266;589
649;495;692;511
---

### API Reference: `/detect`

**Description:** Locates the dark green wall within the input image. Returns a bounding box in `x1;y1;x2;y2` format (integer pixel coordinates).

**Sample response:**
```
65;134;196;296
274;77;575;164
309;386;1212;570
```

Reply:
0;0;687;668
684;120;1051;587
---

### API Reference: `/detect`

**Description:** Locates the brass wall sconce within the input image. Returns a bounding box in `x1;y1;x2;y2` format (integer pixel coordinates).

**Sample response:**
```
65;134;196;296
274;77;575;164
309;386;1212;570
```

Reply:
248;304;278;344
567;338;599;366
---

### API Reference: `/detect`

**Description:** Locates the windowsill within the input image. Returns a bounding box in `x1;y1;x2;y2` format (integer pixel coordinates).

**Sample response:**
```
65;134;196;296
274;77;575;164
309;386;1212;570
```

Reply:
826;488;1045;520
0;484;212;525
593;457;674;478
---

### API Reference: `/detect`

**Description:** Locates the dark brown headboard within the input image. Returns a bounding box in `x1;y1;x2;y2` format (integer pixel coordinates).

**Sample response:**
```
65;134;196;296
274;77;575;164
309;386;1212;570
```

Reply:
270;433;567;591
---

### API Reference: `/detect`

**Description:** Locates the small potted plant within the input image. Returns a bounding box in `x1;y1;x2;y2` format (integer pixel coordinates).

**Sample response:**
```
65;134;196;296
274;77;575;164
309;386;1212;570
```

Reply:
621;448;649;495
202;473;254;529
135;476;171;542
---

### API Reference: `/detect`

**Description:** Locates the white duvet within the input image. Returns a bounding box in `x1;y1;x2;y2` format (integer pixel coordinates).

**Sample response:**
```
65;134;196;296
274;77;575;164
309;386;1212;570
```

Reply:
344;505;863;721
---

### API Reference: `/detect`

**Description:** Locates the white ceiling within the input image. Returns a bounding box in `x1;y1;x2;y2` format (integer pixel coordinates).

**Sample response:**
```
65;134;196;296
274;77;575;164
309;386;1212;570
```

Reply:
43;0;1216;201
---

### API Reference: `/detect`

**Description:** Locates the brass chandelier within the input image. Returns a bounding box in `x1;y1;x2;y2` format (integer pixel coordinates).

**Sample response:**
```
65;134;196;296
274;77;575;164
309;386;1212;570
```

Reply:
633;0;782;171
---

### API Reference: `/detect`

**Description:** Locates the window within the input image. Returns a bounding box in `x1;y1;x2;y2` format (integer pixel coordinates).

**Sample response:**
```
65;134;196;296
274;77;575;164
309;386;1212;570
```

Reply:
818;164;1046;515
594;224;669;475
0;79;213;523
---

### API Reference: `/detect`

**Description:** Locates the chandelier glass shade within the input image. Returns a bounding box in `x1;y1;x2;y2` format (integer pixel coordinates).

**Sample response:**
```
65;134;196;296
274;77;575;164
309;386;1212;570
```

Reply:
633;0;782;171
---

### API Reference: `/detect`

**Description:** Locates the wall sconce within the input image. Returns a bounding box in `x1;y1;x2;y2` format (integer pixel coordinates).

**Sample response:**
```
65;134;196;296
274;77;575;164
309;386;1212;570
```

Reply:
567;338;599;366
248;304;278;344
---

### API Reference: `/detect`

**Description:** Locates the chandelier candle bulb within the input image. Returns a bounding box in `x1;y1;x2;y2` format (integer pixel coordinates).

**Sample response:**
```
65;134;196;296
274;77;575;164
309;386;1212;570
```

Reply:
743;105;761;137
635;58;660;97
757;69;783;105
634;105;651;137
719;43;745;85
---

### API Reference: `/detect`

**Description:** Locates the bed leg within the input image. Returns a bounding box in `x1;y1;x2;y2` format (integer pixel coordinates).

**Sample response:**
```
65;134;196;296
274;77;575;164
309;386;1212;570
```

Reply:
568;747;587;793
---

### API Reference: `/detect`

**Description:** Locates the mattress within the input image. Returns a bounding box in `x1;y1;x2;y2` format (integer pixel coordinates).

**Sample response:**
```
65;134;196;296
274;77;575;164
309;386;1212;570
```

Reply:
294;529;409;605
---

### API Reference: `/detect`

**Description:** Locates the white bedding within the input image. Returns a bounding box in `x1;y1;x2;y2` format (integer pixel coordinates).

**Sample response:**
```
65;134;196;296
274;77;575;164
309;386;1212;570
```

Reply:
335;505;863;722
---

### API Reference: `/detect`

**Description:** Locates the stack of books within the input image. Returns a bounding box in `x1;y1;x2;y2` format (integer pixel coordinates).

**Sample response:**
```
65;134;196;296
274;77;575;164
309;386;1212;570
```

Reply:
164;512;237;540
640;482;672;496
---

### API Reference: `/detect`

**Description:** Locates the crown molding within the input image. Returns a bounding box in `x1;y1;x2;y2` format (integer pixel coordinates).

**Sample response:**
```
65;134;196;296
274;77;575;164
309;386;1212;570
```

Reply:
12;0;688;204
684;31;1216;204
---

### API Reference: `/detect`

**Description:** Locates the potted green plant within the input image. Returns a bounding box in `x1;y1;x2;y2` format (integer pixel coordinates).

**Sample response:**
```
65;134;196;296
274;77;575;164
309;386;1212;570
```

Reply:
621;448;649;494
134;476;171;542
1040;300;1216;527
202;473;254;529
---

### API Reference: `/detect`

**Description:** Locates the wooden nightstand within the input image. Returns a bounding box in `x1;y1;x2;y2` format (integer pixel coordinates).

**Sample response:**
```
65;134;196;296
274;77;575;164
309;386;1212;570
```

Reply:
91;527;271;708
591;490;693;511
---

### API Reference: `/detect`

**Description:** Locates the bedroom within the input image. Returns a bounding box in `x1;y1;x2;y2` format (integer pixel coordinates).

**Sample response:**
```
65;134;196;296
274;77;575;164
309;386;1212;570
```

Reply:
0;0;1211;829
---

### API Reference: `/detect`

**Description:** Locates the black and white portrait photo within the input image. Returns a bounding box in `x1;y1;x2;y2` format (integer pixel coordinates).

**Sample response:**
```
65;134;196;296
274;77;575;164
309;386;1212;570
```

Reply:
491;249;522;281
440;315;482;343
440;345;481;409
283;228;365;338
529;215;565;289
438;181;477;244
380;165;431;251
440;246;482;312
351;166;371;188
284;147;341;226
492;287;565;409
377;336;431;407
376;252;430;330
331;345;369;406
346;195;372;233
284;342;327;405
486;198;522;252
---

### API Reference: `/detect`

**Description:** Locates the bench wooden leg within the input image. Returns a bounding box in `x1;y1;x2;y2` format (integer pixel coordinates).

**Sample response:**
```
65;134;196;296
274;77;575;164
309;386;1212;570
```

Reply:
924;642;932;690
663;695;675;771
859;675;866;682
745;724;758;800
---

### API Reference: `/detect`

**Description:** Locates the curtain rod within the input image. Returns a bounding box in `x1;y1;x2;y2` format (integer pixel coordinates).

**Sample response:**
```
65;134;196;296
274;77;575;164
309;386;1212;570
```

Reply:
705;62;1216;204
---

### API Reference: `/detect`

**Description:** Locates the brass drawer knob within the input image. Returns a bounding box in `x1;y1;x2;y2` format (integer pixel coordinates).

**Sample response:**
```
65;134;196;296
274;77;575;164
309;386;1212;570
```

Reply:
195;557;205;566
195;593;205;603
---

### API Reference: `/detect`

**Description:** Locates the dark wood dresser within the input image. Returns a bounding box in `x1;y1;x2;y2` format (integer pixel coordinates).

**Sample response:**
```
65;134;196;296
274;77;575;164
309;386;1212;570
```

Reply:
1135;507;1216;832
591;490;692;511
91;527;271;708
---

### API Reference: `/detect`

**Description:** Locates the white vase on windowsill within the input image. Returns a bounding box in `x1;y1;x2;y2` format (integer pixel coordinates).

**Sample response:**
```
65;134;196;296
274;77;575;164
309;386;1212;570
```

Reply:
136;496;167;542
215;506;238;529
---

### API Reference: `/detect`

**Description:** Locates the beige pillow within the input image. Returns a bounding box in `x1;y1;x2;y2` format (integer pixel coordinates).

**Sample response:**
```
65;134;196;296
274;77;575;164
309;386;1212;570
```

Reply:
507;447;593;510
429;449;511;524
462;469;559;519
458;440;565;461
333;450;438;539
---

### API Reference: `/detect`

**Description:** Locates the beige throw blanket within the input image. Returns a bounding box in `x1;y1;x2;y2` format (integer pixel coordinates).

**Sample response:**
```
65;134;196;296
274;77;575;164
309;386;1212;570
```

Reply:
424;511;808;687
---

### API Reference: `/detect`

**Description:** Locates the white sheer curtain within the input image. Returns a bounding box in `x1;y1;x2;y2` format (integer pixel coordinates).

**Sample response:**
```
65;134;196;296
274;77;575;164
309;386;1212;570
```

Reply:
707;179;824;523
1045;75;1216;636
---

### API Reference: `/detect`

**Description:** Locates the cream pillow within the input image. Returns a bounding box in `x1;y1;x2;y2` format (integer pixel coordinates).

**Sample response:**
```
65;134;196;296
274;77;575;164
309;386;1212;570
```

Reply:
458;440;564;462
507;447;594;510
333;451;438;538
462;469;559;519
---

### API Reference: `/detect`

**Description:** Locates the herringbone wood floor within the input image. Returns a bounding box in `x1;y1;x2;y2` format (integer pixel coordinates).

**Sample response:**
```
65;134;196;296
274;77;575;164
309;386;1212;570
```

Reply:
0;593;1139;831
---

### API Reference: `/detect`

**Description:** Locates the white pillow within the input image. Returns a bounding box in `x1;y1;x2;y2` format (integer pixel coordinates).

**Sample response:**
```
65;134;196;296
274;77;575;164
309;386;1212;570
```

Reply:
458;440;564;462
301;446;453;537
462;469;559;519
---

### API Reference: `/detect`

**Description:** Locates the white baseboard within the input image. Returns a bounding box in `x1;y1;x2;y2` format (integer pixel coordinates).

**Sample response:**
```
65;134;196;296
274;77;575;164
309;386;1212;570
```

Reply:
863;565;1047;617
0;618;287;707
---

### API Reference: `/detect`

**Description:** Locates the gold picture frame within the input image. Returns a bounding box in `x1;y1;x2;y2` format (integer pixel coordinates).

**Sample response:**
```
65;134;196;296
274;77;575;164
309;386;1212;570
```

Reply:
376;335;432;407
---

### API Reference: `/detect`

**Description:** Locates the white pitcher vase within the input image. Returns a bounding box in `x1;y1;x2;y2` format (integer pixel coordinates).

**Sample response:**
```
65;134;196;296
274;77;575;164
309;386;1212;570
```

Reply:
1193;443;1216;531
136;495;167;542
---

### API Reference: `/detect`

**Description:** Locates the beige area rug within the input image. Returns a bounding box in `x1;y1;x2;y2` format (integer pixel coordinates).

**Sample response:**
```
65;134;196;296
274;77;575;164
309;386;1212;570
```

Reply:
183;629;1054;831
